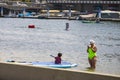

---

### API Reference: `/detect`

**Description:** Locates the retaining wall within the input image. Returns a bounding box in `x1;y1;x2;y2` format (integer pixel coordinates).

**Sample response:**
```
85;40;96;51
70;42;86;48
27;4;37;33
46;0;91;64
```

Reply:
0;62;120;80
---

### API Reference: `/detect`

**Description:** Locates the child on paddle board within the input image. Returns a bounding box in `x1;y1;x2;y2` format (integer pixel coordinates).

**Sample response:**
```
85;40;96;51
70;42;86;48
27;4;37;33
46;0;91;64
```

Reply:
50;53;62;64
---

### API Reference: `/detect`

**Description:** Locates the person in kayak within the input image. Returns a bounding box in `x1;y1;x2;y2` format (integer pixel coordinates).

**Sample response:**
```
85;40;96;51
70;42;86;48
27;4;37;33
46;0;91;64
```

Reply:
50;53;62;64
87;40;97;69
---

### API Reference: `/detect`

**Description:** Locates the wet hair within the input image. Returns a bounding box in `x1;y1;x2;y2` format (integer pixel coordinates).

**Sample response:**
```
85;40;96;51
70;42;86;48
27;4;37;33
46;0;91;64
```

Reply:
58;53;62;57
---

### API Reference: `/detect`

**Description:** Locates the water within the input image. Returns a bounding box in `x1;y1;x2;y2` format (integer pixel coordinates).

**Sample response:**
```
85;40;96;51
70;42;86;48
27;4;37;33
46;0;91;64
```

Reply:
0;18;120;75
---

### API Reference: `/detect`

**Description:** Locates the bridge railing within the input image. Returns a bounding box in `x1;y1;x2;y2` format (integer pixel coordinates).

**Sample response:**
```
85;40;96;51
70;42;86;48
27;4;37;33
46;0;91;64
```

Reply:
46;0;120;4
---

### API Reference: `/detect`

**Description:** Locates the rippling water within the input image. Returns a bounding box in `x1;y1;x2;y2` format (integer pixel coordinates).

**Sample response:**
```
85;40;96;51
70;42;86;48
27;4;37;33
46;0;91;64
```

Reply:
0;18;120;75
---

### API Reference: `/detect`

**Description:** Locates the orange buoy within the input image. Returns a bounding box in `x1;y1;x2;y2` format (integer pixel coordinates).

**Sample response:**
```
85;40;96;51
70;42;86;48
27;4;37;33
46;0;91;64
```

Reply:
28;25;35;28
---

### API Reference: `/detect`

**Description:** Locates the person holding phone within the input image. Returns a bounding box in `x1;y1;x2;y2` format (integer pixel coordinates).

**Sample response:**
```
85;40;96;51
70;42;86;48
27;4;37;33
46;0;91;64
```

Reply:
87;40;97;69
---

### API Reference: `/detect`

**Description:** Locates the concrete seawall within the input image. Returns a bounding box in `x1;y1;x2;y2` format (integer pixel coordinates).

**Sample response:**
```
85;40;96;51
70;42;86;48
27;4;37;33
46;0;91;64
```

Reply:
0;62;120;80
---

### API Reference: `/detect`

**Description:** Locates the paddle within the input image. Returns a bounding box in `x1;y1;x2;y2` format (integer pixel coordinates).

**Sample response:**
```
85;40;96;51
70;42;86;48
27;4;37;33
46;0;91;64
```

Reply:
50;55;55;58
50;55;67;62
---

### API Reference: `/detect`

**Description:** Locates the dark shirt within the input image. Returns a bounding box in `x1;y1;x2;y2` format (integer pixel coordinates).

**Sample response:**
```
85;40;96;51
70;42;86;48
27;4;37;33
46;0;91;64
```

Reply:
55;57;61;64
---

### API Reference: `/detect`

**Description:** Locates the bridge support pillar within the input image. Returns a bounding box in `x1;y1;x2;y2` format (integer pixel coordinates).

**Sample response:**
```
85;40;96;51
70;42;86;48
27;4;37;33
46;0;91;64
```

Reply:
47;7;50;17
0;7;3;16
69;8;71;18
23;8;26;17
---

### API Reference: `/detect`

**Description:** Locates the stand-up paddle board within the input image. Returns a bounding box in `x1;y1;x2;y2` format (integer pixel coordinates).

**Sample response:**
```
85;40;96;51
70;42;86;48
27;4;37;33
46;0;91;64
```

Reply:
32;61;77;68
7;60;77;68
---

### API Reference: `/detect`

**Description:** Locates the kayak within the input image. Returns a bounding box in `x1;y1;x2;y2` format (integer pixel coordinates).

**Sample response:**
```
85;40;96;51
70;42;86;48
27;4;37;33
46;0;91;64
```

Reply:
7;60;77;68
32;61;77;68
82;20;97;23
82;20;101;23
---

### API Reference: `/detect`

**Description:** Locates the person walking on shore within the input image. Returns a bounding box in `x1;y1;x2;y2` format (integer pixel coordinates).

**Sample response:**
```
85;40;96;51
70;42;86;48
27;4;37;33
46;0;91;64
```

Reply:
87;40;97;69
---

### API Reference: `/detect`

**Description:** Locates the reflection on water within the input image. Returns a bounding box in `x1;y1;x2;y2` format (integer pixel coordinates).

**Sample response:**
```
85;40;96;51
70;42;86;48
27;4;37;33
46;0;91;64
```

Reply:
0;18;120;75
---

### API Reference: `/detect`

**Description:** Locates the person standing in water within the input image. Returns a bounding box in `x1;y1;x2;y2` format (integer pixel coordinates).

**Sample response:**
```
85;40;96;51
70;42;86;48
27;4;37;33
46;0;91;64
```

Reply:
87;40;97;69
65;23;69;31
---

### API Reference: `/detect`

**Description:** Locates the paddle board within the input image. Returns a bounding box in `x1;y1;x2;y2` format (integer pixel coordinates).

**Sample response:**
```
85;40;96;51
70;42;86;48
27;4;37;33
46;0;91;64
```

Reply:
7;60;77;68
32;61;77;68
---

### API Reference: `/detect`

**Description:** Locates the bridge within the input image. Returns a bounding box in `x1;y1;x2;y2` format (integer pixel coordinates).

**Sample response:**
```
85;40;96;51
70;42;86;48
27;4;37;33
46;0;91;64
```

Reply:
0;0;120;17
0;0;120;10
0;2;42;10
47;0;120;4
